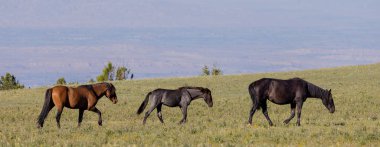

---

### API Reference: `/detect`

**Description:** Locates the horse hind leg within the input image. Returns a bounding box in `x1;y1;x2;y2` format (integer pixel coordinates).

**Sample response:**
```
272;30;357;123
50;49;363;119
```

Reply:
143;98;158;125
156;104;164;124
248;105;258;125
248;87;260;125
283;103;296;124
55;106;64;129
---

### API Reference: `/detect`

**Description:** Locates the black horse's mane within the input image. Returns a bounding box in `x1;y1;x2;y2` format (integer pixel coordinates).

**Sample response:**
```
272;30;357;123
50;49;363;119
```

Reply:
306;82;329;99
179;86;204;89
178;86;210;92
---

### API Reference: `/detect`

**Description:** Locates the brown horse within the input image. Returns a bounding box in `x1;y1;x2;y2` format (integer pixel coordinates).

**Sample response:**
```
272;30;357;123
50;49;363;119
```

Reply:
36;82;118;128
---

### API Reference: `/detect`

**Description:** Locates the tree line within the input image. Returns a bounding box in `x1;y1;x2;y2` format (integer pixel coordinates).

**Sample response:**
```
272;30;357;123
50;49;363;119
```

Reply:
1;62;223;90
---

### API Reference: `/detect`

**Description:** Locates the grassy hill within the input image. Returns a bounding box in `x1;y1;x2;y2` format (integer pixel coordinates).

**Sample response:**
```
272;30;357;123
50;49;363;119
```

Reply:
1;63;379;146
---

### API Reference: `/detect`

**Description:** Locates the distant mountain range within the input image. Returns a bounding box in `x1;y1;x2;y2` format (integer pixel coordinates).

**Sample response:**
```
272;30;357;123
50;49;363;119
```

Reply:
1;27;379;87
1;0;379;86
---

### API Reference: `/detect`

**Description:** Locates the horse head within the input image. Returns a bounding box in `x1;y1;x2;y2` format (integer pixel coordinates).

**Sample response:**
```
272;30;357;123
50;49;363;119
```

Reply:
105;83;118;104
202;88;213;107
322;89;335;113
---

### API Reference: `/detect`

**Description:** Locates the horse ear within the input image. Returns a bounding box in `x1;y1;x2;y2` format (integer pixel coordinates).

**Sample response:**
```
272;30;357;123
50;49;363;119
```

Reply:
329;89;332;93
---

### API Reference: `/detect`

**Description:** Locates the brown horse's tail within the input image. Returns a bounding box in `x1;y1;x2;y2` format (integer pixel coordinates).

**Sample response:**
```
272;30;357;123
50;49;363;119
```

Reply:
137;92;152;115
37;88;54;128
248;84;260;110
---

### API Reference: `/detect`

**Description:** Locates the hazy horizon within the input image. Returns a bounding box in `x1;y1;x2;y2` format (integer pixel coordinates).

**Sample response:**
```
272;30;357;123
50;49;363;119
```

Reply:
1;0;379;87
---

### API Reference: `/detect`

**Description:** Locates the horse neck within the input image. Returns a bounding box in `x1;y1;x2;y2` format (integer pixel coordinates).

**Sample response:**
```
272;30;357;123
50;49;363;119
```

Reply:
92;83;107;99
307;83;327;99
187;88;203;100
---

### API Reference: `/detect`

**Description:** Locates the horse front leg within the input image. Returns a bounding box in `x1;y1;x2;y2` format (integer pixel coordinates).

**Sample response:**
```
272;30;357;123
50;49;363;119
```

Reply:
90;107;102;126
296;101;304;126
156;104;164;124
283;103;296;124
78;109;84;127
262;102;273;126
179;106;188;124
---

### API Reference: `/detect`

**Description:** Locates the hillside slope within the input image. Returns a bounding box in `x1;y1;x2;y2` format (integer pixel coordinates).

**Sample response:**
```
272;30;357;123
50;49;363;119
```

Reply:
0;63;379;146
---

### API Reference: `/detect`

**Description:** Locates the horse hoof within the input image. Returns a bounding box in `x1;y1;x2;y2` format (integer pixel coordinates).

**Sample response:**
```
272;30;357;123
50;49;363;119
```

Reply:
36;123;43;129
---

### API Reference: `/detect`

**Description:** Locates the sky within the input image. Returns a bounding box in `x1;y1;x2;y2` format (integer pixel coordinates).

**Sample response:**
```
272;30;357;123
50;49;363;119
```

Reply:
0;0;379;86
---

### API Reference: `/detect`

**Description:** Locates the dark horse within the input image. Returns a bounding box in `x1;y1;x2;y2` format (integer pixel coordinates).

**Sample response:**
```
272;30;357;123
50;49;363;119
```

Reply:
36;82;118;128
137;86;213;124
248;78;335;126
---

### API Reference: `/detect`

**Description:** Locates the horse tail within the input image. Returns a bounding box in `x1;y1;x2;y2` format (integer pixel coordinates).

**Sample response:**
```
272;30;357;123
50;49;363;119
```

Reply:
37;88;54;128
137;92;152;115
249;83;260;110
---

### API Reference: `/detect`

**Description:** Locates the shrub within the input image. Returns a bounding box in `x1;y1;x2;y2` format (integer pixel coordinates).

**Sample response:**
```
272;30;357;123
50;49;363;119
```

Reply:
116;66;131;80
201;65;210;76
211;65;223;76
201;65;222;76
97;62;115;82
56;77;67;85
0;73;24;90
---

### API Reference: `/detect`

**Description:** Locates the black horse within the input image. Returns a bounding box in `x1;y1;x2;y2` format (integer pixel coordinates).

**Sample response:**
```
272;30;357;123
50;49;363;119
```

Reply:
137;86;213;124
248;78;335;126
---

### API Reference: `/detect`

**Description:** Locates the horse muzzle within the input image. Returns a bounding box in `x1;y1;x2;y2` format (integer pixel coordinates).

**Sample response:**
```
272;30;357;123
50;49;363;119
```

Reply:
329;107;335;113
112;99;118;104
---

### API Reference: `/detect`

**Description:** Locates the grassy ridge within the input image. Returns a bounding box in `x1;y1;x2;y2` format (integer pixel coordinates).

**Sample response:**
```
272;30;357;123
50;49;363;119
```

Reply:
0;63;380;146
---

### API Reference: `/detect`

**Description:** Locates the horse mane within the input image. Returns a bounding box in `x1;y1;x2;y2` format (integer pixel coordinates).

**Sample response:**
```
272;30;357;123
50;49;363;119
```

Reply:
306;82;328;99
178;86;210;92
92;82;113;89
76;83;110;98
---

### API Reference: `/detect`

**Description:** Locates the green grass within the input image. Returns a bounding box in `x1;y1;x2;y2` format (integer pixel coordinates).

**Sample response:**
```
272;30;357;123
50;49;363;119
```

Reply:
1;63;380;146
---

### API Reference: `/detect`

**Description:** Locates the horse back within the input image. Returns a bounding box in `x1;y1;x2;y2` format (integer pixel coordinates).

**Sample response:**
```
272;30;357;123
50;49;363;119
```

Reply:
268;80;294;99
249;78;271;92
153;89;182;107
51;86;91;109
251;78;308;104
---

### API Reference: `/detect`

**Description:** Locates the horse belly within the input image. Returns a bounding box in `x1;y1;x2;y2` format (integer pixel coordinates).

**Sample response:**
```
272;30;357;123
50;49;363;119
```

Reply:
268;96;292;105
162;97;179;107
68;98;87;109
268;85;293;105
67;90;87;109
